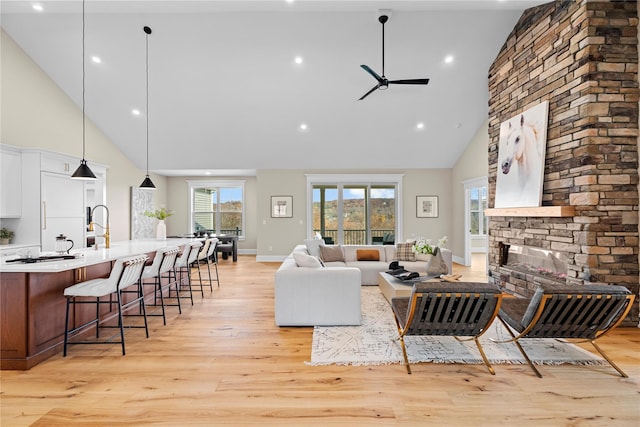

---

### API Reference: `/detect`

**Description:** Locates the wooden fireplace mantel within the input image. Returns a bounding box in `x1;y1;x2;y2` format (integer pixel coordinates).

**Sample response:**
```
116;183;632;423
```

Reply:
485;206;575;217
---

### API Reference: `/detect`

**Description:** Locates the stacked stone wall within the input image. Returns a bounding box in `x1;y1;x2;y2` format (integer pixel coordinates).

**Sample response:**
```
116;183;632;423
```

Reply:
487;0;639;325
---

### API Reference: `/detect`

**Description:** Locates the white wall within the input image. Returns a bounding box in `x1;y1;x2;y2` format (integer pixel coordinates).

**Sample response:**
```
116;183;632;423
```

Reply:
451;119;490;262
254;169;452;260
1;30;167;242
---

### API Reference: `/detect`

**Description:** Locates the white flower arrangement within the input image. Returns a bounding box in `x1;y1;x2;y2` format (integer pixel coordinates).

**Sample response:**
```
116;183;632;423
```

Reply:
412;236;448;255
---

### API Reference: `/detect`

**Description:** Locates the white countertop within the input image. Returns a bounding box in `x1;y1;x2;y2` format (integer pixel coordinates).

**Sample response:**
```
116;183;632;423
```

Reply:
0;238;199;273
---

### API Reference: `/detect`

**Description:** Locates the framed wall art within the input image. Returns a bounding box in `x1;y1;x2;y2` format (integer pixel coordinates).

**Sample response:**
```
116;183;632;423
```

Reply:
495;100;549;208
131;186;155;239
271;195;293;218
416;195;438;218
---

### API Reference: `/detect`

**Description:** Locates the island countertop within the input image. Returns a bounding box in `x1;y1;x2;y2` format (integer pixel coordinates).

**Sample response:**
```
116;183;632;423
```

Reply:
0;238;199;273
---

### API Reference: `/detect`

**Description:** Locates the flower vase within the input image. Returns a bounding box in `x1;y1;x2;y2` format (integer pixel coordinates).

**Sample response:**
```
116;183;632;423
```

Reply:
156;220;167;240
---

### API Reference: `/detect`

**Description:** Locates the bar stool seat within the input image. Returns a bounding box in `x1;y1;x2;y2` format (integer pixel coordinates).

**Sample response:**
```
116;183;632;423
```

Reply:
63;254;148;356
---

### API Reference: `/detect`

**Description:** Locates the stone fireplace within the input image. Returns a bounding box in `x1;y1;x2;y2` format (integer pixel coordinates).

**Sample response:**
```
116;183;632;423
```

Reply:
486;1;639;326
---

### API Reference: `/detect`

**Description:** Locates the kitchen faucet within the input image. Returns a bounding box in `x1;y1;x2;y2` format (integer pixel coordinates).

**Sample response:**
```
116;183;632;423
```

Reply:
89;204;110;248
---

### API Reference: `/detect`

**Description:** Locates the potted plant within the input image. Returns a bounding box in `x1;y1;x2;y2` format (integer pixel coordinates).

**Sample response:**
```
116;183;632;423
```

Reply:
143;207;174;220
143;208;174;240
0;227;15;245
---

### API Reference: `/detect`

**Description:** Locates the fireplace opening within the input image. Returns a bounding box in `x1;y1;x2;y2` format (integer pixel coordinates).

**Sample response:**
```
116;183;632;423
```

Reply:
499;243;567;282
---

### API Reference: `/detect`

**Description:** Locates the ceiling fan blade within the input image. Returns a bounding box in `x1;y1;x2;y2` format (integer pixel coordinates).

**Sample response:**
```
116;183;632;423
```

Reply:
360;65;384;83
358;84;379;101
388;78;430;85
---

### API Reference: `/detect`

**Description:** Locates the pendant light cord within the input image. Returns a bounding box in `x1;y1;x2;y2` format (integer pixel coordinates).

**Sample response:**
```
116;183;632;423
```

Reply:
82;0;86;160
145;29;150;176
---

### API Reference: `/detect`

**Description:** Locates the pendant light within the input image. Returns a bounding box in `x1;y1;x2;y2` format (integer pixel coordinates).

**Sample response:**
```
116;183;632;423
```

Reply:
139;26;156;189
71;0;97;180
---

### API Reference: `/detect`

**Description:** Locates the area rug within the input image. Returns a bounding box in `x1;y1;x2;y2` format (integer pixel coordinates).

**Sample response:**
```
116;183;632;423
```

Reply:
307;286;606;367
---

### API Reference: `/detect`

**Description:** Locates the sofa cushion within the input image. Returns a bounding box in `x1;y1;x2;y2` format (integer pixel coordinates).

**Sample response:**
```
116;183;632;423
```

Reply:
293;252;323;268
395;242;416;262
356;249;380;261
346;261;389;285
304;239;325;258
319;245;344;262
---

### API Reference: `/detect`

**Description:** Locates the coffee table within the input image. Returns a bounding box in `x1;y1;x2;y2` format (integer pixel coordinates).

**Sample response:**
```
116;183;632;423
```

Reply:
377;272;440;303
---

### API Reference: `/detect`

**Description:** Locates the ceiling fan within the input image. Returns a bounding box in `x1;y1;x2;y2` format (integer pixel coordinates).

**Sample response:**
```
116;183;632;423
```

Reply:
359;14;430;101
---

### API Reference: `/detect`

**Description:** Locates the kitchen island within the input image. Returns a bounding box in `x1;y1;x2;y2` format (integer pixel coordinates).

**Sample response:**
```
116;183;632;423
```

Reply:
0;238;198;370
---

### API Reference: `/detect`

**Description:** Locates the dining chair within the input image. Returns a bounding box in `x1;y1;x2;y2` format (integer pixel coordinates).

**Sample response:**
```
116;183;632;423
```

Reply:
63;254;148;356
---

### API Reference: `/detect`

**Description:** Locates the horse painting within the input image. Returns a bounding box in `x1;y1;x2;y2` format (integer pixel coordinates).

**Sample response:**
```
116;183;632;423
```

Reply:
495;101;548;208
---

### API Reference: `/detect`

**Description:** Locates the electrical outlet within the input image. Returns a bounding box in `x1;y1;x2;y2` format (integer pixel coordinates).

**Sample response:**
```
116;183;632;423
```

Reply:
269;246;273;251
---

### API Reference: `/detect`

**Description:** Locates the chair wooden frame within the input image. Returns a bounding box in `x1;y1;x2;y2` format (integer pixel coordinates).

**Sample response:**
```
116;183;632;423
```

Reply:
392;282;503;375
496;287;635;378
63;255;148;356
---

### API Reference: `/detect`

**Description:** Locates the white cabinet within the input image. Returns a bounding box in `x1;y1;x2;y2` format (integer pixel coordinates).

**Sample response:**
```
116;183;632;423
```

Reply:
1;145;107;249
1;146;22;217
41;172;86;252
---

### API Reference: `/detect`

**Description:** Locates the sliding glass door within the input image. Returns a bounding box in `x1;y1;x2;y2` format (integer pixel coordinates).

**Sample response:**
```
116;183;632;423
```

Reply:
311;181;397;245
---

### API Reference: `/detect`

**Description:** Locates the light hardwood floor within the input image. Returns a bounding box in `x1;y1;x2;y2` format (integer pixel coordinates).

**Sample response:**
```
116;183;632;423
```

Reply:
1;255;639;426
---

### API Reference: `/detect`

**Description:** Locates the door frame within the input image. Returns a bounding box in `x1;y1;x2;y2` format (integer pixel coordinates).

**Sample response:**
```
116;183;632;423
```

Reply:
462;176;488;267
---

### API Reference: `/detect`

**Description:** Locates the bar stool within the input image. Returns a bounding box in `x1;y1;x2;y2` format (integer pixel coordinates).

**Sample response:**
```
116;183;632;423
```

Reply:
63;254;148;356
205;237;220;288
170;241;202;305
140;246;181;325
193;237;220;295
192;238;211;297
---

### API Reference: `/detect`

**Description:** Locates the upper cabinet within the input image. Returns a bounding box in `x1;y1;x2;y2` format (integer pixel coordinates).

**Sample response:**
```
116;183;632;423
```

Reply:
1;145;22;218
0;144;107;248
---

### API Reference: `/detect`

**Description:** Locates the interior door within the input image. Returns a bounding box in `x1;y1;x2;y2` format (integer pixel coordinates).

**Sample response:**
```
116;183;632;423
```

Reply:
463;177;488;267
41;172;85;252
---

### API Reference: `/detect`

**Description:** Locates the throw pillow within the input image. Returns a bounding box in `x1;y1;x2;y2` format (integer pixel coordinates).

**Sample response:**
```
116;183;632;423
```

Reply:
304;238;325;258
319;245;344;262
395;242;416;262
356;249;380;261
293;252;323;268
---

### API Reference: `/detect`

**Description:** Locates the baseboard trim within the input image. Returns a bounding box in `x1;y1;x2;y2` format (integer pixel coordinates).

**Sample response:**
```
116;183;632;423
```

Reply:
256;255;288;263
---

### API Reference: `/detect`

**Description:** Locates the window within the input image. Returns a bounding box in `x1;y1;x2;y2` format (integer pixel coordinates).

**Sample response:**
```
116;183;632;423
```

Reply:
188;180;245;238
307;174;403;245
469;186;487;236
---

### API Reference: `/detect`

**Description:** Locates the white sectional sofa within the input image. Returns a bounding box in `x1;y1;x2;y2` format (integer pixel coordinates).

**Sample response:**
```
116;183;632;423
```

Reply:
274;242;453;326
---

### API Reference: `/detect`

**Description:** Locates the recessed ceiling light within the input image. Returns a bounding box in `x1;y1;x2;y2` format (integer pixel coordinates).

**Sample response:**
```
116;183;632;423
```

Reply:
416;122;425;130
132;109;141;116
32;4;43;12
91;56;102;64
299;123;308;131
294;56;303;65
285;0;295;3
444;55;454;64
204;171;212;175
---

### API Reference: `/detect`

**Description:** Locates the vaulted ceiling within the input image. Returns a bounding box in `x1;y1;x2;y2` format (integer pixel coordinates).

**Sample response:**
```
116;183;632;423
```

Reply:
2;0;548;175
